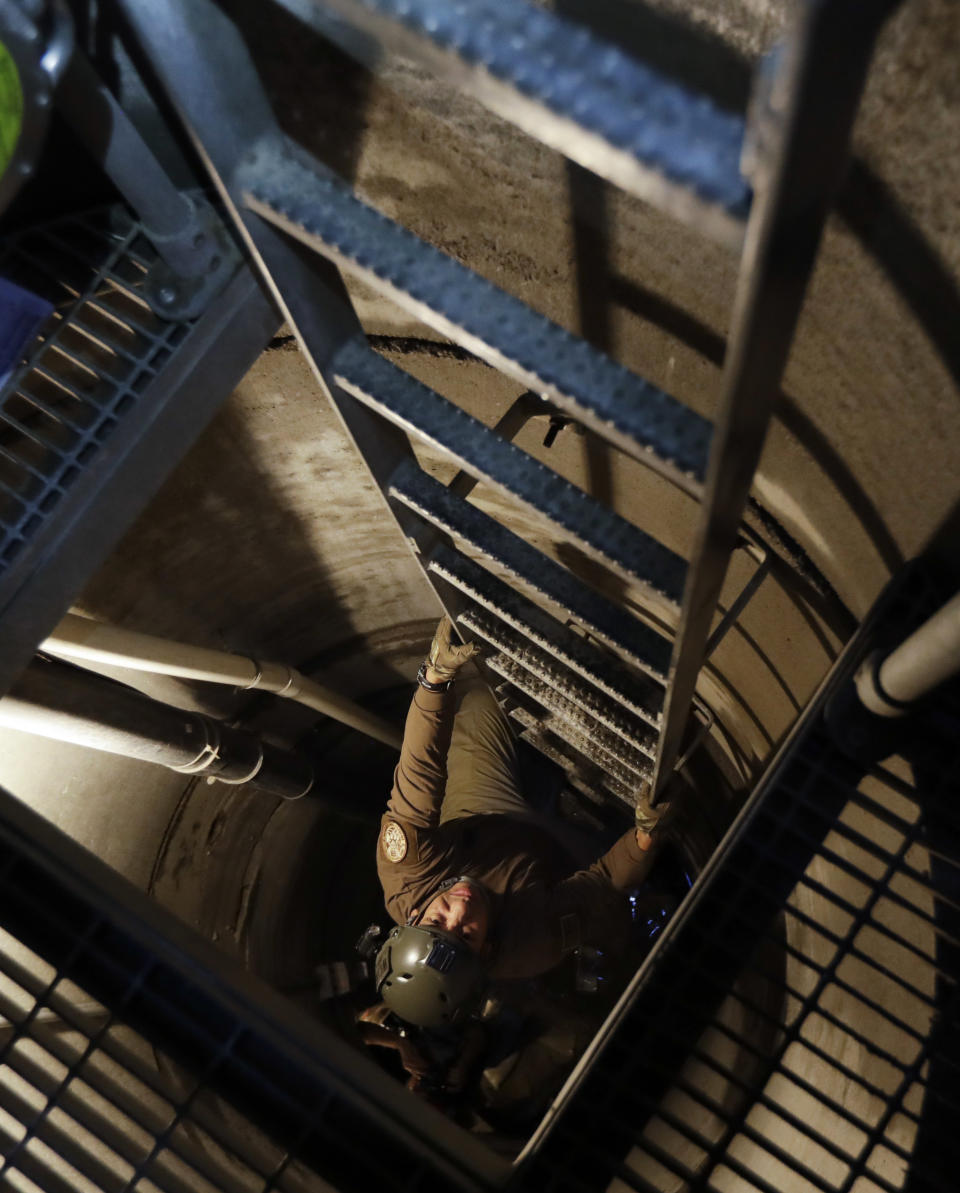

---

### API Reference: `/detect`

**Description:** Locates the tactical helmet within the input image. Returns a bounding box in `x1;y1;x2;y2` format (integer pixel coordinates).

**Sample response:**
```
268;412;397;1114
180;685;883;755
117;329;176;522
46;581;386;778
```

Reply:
374;924;485;1028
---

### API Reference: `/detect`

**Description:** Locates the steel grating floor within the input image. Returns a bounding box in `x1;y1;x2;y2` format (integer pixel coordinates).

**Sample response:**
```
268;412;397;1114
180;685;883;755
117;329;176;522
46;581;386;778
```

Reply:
530;568;959;1193
0;207;193;573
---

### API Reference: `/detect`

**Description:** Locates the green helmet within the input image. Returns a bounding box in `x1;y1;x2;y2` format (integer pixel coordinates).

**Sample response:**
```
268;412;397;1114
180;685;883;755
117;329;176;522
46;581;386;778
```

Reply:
374;924;485;1028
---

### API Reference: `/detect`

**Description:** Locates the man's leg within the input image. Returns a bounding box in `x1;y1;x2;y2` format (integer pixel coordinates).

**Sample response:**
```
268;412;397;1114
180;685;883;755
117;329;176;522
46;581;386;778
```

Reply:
440;677;529;824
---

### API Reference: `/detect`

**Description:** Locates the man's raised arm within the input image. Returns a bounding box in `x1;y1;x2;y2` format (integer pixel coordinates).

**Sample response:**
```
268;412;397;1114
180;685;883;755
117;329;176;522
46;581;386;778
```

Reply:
385;617;479;829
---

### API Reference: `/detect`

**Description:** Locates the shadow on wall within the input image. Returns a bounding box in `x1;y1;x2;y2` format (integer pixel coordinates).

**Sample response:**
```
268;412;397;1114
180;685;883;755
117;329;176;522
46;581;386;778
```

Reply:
603;154;960;582
563;157;912;584
556;0;756;113
555;5;960;597
78;399;365;706
228;0;375;184
837;158;960;395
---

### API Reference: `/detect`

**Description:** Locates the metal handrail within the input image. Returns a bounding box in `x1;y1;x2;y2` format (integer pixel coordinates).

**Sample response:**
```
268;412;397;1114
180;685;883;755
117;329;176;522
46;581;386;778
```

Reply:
650;0;900;798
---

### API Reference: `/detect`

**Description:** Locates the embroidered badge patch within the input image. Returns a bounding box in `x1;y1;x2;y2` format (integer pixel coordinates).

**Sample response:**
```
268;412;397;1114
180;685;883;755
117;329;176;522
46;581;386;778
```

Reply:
381;820;407;863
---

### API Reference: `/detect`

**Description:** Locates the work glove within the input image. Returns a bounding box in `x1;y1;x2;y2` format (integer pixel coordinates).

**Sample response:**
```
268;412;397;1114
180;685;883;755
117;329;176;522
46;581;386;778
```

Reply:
634;784;670;836
426;616;480;682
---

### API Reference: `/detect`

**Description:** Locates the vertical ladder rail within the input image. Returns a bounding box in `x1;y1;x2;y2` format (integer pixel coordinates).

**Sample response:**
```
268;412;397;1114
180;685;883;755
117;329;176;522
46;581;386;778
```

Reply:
649;0;901;798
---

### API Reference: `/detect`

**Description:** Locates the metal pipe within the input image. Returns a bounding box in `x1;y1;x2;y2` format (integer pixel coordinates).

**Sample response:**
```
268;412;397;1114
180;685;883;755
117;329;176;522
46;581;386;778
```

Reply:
0;656;314;799
56;51;216;278
42;613;402;749
855;590;960;716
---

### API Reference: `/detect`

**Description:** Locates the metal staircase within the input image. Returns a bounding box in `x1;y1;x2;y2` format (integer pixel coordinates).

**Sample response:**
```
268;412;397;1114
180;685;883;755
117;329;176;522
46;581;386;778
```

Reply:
114;0;900;808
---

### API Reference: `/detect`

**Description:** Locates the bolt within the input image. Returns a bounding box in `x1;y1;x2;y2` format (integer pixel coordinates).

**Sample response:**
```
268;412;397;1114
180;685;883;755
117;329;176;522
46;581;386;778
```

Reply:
36;89;50;108
157;285;178;306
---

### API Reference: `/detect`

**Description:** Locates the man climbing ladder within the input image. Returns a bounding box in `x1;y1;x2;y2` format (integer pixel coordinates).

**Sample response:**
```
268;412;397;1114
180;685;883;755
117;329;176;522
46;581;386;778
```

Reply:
374;617;677;1028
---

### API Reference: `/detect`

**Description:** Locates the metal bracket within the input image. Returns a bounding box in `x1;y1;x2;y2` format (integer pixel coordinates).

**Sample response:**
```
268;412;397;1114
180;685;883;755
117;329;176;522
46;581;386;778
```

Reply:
142;195;244;321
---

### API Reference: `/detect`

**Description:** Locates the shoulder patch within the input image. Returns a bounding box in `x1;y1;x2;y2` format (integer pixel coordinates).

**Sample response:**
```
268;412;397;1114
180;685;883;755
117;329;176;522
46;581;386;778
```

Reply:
381;820;408;863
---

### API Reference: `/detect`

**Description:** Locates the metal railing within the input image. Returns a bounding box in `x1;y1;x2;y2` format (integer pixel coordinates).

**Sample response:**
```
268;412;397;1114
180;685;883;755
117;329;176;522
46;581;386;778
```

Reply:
0;782;501;1193
527;567;959;1193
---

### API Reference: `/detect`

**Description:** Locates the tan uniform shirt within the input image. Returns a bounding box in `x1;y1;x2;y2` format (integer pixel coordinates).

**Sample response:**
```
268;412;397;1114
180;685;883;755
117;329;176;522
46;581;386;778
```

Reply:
377;685;652;979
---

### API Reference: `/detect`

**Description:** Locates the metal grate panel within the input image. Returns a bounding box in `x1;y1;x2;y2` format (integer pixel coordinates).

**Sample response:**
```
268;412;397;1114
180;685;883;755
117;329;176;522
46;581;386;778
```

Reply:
0;200;279;698
441;570;658;720
391;463;673;679
489;652;654;773
0;789;498;1193
457;606;661;737
0;209;192;573
523;572;960;1193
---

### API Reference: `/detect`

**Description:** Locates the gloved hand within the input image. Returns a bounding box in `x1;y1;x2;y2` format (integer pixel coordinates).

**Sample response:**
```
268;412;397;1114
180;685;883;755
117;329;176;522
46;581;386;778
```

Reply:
634;784;670;837
425;616;480;682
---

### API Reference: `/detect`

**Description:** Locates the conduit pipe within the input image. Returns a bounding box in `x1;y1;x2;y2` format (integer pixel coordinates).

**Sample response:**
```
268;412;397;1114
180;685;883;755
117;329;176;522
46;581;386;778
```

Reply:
0;656;314;799
855;589;960;716
42;613;402;749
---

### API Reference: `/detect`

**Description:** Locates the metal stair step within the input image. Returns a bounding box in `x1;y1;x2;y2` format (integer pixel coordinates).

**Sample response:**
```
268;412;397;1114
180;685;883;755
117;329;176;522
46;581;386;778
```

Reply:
509;704;612;803
241;142;712;491
336;338;686;605
390;462;673;681
489;653;652;779
434;546;663;720
511;710;610;807
459;606;659;748
509;706;636;808
277;0;751;247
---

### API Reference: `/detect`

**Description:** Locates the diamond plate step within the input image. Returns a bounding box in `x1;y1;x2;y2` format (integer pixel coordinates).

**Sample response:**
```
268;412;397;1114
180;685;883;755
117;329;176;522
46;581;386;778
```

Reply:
459;607;659;749
241;142;712;492
510;706;635;807
510;708;608;806
277;0;750;247
336;339;685;605
390;463;672;680
431;546;665;719
489;653;652;780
